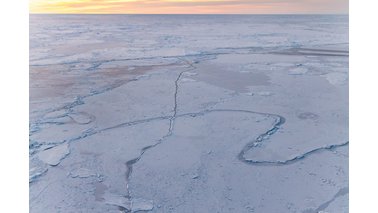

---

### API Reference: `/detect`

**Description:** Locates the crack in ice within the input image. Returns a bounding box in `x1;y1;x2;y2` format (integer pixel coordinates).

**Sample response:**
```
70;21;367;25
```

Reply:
122;58;197;206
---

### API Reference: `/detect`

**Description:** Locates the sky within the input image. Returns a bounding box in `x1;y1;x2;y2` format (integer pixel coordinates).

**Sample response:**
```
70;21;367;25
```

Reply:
29;0;349;14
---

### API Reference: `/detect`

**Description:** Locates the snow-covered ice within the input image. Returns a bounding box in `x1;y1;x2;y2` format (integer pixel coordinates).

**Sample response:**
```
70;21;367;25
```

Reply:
37;143;70;166
30;15;348;212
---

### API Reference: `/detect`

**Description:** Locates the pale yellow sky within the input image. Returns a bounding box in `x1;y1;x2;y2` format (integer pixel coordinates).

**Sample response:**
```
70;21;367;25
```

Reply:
29;0;349;14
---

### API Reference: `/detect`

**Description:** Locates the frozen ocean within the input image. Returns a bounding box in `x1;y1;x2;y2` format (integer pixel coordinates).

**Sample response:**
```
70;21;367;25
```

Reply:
30;15;349;213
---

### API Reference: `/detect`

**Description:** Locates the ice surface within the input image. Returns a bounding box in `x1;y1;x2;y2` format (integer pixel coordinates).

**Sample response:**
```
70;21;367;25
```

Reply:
37;143;70;166
103;193;131;210
30;15;348;213
324;72;348;85
289;66;308;75
69;168;97;178
103;193;154;212
29;157;48;183
131;198;154;212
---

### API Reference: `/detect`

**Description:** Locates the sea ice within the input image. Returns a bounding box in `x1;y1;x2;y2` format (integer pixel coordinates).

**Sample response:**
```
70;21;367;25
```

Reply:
37;143;70;166
69;168;97;178
29;14;348;213
289;67;308;75
103;193;154;212
324;72;348;85
131;198;154;212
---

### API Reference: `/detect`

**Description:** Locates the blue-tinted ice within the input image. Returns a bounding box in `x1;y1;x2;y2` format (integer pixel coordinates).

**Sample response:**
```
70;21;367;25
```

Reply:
30;15;348;213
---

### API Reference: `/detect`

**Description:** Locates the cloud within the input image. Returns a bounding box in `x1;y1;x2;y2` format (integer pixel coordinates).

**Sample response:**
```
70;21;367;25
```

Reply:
29;0;349;14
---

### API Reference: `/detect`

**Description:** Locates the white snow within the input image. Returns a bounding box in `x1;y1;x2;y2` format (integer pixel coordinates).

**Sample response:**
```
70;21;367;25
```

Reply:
289;67;309;75
69;168;97;178
324;72;348;85
37;143;70;166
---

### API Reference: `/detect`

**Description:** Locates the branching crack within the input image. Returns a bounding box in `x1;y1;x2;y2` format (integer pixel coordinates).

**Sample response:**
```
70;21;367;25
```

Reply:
123;58;196;204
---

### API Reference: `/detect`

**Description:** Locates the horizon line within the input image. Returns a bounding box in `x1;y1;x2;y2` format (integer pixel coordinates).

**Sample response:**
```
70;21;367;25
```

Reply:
29;13;349;15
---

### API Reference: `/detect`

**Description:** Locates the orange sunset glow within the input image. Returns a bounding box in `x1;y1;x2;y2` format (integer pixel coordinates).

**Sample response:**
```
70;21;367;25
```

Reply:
29;0;348;14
